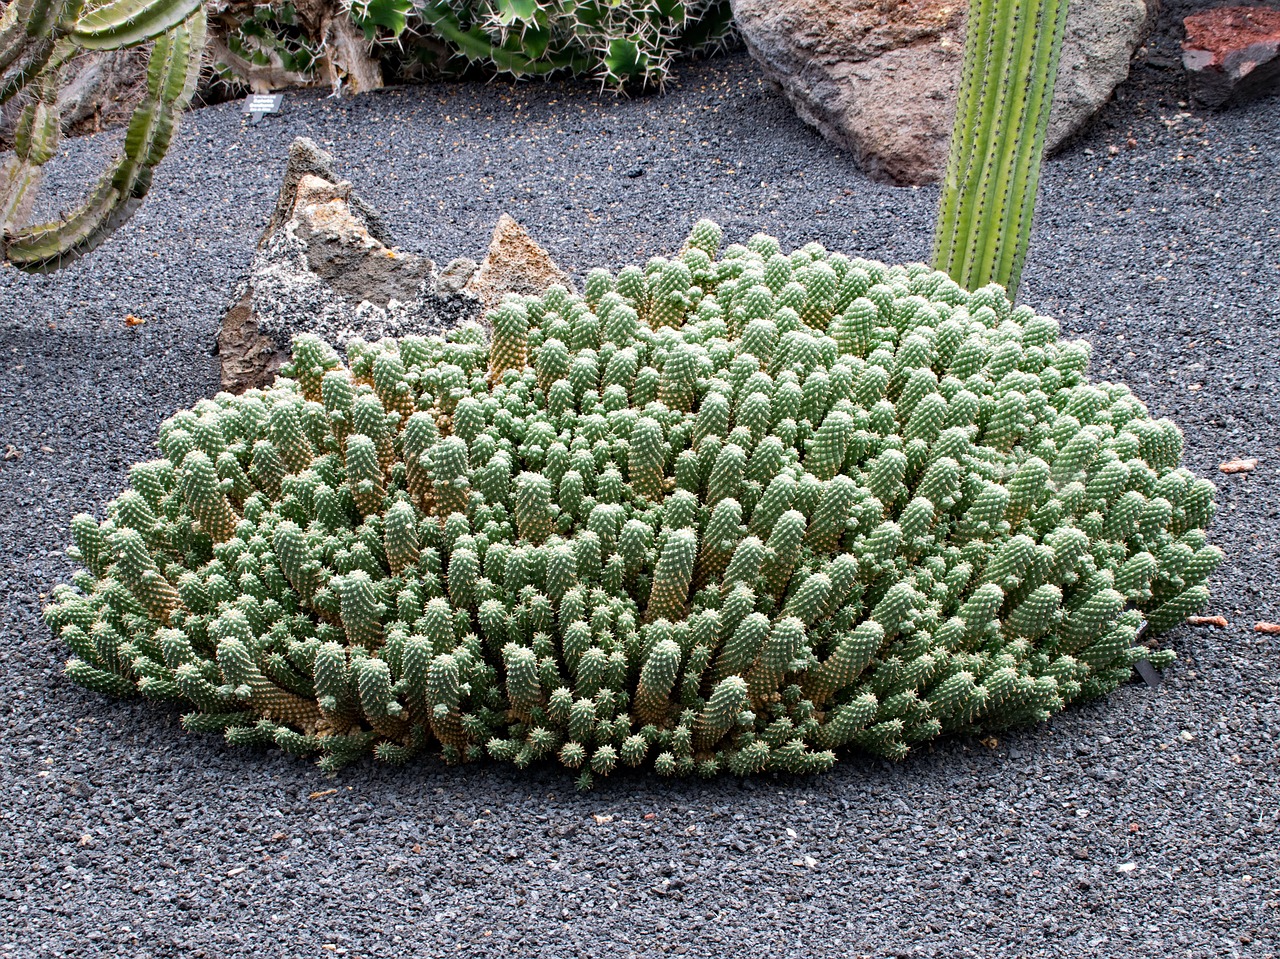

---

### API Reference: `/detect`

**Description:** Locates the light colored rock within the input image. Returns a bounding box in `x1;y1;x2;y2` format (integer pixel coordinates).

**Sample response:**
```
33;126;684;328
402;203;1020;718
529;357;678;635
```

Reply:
731;0;1155;185
217;139;480;393
466;214;576;316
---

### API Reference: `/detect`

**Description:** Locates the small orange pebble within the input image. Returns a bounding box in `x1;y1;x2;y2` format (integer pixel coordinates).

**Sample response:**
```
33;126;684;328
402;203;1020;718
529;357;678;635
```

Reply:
1219;457;1258;474
1187;615;1229;627
124;314;145;327
1253;622;1280;635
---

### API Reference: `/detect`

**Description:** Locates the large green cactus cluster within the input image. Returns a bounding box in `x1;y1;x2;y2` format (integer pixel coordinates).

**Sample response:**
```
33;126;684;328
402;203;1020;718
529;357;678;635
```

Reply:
0;0;206;271
45;220;1221;786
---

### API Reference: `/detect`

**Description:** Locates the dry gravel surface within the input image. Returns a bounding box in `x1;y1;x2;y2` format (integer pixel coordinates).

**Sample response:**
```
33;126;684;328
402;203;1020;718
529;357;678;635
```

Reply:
0;38;1277;959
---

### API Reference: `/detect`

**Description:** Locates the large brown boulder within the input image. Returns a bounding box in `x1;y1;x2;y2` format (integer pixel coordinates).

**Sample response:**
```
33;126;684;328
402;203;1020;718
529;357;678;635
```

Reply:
731;0;1156;186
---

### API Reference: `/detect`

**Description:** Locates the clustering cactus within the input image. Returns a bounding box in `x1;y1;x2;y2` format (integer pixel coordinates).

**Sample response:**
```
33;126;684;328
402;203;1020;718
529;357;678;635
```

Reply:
46;220;1221;786
0;0;206;271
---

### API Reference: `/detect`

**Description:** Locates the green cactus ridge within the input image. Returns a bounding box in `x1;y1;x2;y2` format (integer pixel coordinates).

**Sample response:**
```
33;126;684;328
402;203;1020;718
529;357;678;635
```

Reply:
46;221;1221;786
933;0;1070;295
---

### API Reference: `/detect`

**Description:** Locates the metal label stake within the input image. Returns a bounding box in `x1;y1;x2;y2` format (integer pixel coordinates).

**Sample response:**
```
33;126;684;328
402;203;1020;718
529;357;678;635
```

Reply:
244;94;284;126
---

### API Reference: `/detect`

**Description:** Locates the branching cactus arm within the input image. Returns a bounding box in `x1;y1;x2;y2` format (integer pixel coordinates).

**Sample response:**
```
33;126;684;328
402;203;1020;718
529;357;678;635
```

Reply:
0;0;206;271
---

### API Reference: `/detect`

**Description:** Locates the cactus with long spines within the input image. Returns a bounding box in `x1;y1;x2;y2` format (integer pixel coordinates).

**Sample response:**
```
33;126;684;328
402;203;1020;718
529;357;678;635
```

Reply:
47;221;1221;785
412;0;734;92
1;0;206;270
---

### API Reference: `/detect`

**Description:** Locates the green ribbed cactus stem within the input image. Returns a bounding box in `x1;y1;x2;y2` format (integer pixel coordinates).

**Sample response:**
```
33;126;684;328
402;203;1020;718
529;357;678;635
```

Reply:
489;301;529;384
426;653;467;749
932;0;1069;295
173;662;233;712
695;498;743;586
353;655;404;734
4;4;206;271
345;435;385;517
108;528;178;623
178;450;238;542
69;513;112;578
760;510;806;601
634;637;681;725
336;570;385;649
806;475;857;554
514;472;554;544
268;403;314;474
66;658;135;697
503;643;542;720
383;500;420;576
782;573;832;627
1145;585;1211;635
815;693;879;748
429;436;470;518
628;417;666;501
1061;587;1124;654
646;529;697;624
746;616;804;707
684;219;723;258
659;343;697;411
282;334;340;403
805;621;884;705
216;626;320;727
313;641;357;721
399;411;437;510
693;676;748;752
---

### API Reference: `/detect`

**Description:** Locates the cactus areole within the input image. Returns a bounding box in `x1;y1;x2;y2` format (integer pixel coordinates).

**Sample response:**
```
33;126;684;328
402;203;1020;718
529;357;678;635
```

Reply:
45;222;1222;787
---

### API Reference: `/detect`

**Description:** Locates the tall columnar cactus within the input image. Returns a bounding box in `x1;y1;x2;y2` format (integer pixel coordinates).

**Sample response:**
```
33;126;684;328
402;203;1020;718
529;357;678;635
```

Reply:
0;0;206;271
46;219;1222;787
932;0;1070;296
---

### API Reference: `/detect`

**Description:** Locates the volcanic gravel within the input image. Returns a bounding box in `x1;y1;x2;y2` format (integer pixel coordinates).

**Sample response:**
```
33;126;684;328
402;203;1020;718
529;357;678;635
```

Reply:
1;26;1278;959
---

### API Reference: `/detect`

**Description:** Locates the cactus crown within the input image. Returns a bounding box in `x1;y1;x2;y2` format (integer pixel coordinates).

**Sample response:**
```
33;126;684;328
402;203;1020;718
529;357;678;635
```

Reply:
45;220;1220;785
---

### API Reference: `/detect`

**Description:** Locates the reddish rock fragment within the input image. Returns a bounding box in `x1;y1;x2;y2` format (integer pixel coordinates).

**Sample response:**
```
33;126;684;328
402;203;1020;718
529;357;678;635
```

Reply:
1218;456;1259;474
1183;7;1280;107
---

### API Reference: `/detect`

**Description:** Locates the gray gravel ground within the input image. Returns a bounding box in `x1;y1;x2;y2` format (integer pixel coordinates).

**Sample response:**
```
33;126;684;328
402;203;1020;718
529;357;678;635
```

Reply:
1;30;1278;959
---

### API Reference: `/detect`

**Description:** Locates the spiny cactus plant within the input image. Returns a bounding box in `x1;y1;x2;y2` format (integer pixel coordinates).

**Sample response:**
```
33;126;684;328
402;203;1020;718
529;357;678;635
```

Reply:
0;0;207;271
389;0;734;90
46;220;1221;786
933;0;1069;296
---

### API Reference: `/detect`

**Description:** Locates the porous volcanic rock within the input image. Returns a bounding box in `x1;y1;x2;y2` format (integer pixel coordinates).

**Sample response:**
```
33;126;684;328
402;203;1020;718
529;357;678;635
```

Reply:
731;0;1155;185
466;213;577;315
1183;6;1280;108
216;138;481;393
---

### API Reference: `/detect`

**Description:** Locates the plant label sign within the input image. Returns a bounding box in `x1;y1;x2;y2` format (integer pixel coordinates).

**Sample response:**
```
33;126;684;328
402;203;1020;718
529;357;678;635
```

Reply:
244;94;284;125
1133;659;1162;688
